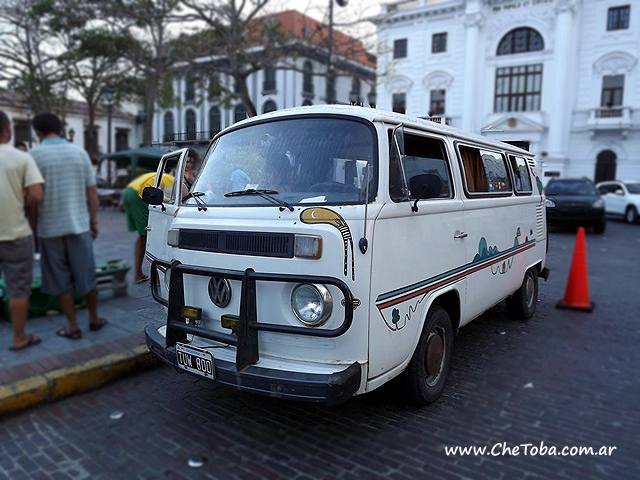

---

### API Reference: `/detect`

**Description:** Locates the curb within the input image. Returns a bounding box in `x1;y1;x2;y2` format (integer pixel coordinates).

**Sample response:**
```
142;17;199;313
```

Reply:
0;345;163;418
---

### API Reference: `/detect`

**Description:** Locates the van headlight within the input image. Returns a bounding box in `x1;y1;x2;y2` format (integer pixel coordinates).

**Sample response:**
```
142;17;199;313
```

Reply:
545;199;555;208
291;284;332;327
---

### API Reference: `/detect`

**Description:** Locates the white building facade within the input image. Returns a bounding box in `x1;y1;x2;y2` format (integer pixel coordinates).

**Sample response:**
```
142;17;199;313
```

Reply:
0;92;140;159
374;0;640;182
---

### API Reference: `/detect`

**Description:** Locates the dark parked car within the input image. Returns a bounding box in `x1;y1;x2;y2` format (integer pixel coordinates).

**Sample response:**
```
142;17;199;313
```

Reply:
545;178;606;234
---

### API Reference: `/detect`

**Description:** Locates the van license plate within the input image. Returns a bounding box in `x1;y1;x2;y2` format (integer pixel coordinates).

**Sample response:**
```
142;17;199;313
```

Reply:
176;343;215;379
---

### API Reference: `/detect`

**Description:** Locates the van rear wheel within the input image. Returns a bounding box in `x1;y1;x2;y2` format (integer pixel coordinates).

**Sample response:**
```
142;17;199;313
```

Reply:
400;305;453;405
506;268;538;320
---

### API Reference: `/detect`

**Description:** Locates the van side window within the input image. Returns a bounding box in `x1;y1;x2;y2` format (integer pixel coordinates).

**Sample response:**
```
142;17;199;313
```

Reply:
459;145;511;194
389;131;453;202
509;155;533;193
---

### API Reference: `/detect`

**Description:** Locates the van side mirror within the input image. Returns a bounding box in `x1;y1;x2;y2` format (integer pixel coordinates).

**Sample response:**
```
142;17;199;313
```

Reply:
142;186;164;205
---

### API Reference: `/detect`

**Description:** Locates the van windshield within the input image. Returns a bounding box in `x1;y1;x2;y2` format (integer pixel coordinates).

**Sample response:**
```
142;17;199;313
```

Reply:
186;116;377;207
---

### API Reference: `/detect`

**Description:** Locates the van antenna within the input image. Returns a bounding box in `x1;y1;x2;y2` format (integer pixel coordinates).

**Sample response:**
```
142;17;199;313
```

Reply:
359;163;370;254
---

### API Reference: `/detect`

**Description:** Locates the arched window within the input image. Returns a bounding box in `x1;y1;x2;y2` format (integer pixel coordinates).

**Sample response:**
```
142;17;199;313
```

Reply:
185;109;196;140
497;27;544;55
209;106;221;138
302;99;313;106
163;112;174;142
595;150;617;183
262;100;277;114
234;104;247;123
303;61;314;95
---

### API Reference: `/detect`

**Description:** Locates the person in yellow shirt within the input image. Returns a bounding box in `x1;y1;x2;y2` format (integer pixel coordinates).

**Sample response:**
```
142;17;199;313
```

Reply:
123;172;174;283
0;110;44;350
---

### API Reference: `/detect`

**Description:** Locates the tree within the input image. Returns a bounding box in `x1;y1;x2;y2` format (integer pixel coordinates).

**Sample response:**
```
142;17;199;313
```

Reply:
34;0;135;159
173;0;376;117
105;0;183;145
0;0;67;113
176;0;277;117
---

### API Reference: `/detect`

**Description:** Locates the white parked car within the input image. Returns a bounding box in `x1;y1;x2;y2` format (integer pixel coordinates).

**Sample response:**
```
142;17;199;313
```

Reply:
596;180;640;224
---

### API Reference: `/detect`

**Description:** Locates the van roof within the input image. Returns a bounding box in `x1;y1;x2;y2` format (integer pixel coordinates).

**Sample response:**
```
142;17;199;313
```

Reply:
229;105;534;157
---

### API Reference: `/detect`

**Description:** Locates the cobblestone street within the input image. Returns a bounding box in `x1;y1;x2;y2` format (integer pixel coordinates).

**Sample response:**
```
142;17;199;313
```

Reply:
1;218;639;479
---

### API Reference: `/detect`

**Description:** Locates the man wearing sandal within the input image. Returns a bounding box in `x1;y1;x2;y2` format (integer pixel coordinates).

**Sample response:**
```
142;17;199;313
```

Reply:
0;110;44;351
30;112;107;339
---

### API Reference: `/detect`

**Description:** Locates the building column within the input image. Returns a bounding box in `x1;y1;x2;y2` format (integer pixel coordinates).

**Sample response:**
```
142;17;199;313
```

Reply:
462;1;484;133
546;0;577;170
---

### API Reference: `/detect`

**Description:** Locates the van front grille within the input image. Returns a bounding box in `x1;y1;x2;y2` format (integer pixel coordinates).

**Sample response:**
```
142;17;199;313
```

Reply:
178;229;294;258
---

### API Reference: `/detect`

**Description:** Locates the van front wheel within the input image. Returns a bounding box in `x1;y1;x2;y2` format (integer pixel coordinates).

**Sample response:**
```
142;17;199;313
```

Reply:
400;305;453;405
506;268;538;320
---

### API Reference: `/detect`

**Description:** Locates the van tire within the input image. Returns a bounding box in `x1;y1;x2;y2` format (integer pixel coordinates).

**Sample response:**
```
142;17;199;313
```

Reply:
400;305;453;405
506;268;538;320
625;206;638;224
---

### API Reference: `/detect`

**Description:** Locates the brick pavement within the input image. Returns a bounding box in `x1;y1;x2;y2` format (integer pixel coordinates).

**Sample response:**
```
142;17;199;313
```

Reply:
1;219;638;478
0;208;164;417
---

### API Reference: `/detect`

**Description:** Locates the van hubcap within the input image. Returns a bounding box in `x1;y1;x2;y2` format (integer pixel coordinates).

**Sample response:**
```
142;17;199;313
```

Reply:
525;274;535;309
426;327;445;378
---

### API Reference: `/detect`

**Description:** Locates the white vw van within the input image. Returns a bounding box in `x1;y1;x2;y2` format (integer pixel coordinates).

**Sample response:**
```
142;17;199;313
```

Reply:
143;105;548;405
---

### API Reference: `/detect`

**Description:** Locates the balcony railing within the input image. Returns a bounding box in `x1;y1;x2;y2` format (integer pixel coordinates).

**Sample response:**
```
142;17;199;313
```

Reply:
161;131;215;143
587;106;632;137
596;107;623;118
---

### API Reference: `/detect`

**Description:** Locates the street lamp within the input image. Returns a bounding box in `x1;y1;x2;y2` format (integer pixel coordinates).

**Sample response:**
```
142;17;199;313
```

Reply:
103;84;115;154
24;104;32;148
326;0;348;104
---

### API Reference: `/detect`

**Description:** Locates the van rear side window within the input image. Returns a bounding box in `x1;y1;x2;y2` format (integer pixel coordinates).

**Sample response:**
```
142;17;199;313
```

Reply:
459;145;511;194
509;155;533;193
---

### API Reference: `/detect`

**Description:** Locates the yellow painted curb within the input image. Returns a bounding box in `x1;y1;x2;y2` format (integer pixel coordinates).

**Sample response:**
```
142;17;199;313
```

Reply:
0;345;163;418
0;375;49;417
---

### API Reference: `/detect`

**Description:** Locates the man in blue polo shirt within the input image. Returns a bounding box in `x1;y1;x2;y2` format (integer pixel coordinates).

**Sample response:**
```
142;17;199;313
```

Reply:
30;112;106;339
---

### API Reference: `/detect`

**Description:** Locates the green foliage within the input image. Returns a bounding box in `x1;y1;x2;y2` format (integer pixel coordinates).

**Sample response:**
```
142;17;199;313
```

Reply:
156;76;175;110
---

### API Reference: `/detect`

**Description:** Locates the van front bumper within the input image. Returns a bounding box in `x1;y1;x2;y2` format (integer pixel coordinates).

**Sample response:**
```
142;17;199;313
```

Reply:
145;323;362;405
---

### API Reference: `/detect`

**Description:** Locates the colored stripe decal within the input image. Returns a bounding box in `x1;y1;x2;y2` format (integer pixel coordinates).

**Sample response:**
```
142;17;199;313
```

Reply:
375;240;535;310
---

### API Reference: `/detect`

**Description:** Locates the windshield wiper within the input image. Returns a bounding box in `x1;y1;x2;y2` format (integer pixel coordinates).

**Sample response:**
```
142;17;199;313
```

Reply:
224;189;294;212
182;191;208;211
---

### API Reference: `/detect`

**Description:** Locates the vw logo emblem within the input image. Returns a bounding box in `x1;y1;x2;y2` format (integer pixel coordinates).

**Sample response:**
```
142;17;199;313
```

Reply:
208;277;232;308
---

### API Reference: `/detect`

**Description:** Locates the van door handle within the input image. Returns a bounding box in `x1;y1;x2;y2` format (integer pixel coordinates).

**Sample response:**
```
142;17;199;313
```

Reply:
454;232;468;239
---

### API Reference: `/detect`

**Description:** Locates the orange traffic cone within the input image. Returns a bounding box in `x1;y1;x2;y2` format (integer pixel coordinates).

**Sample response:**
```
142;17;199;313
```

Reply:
556;227;594;312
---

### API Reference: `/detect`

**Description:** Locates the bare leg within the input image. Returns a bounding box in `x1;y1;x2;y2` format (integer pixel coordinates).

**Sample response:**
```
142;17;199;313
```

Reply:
10;297;39;348
84;287;100;324
134;235;147;281
58;293;80;333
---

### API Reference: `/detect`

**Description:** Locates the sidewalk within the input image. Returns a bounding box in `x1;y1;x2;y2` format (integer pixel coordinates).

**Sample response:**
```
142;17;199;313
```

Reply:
0;208;166;417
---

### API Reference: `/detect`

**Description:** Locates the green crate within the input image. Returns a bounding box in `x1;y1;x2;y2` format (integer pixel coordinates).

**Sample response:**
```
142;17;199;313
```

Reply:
0;277;85;321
